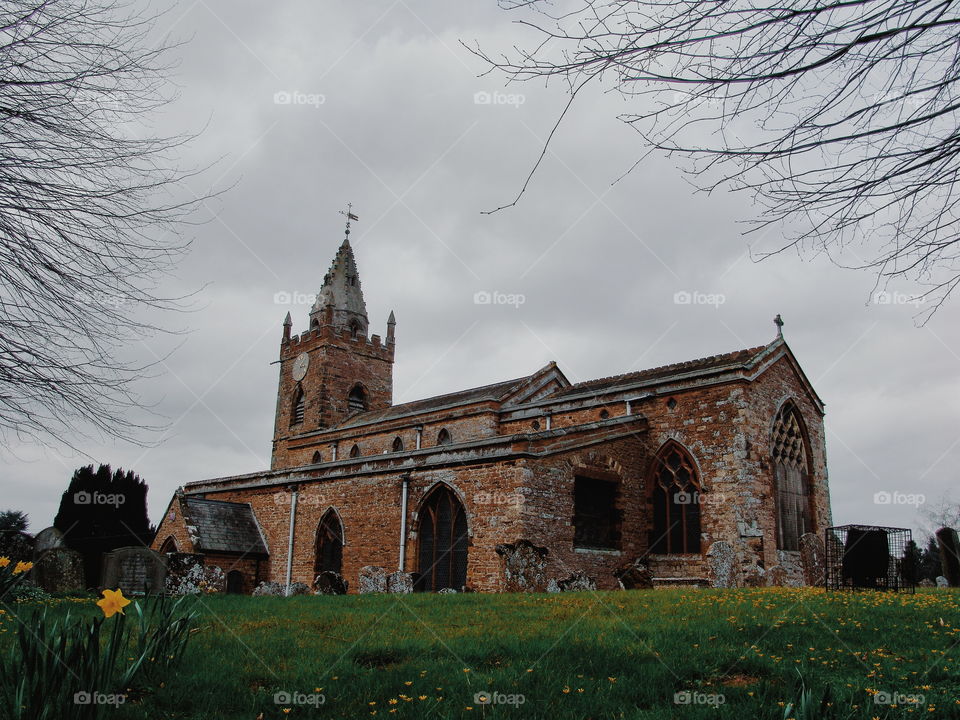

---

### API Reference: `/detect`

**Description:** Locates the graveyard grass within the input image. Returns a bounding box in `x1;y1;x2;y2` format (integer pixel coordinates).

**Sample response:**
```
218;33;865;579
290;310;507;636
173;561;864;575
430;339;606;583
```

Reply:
2;587;959;719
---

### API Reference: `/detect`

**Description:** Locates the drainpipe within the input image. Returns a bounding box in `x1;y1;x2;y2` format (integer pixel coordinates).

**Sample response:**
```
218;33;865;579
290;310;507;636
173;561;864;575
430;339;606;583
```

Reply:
415;425;423;450
398;474;411;571
625;399;632;416
285;486;299;595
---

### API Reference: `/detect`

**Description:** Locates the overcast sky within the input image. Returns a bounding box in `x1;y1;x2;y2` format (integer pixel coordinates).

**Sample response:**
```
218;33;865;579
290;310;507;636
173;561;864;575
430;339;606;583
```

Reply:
4;0;958;542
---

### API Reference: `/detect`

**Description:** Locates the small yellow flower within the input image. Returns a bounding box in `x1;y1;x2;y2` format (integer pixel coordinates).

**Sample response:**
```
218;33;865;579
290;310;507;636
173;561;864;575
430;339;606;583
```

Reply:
0;557;10;568
12;561;32;575
96;589;131;618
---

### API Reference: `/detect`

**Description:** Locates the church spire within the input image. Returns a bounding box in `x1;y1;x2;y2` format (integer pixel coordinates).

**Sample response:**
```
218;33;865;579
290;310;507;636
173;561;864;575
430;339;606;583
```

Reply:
309;214;368;336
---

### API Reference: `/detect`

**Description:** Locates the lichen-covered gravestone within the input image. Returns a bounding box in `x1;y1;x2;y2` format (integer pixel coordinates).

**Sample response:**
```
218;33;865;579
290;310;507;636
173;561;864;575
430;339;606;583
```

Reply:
706;541;736;588
165;553;224;594
495;539;549;592
936;576;949;588
101;547;166;595
358;566;388;593
387;571;414;594
799;533;826;586
548;571;596;592
32;547;85;593
32;527;64;558
253;581;285;596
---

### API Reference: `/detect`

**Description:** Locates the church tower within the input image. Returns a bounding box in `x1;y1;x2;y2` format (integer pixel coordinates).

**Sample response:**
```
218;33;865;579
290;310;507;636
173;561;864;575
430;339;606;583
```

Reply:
271;230;395;469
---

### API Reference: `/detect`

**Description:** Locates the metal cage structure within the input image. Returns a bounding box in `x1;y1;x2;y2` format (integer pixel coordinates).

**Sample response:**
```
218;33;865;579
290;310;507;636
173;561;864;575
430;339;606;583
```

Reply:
824;525;915;593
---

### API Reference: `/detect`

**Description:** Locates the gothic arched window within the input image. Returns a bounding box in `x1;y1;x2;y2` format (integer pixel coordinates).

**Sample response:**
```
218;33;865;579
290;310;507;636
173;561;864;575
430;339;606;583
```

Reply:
291;386;305;426
392;436;404;452
649;442;702;554
772;403;813;551
311;450;322;464
158;536;178;555
348;385;367;412
349;444;360;458
314;509;344;577
415;484;468;592
436;428;452;446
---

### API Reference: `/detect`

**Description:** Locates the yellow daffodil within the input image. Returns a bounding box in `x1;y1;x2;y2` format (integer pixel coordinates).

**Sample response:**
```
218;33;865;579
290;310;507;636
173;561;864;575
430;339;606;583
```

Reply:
97;588;131;618
0;557;10;568
12;561;32;575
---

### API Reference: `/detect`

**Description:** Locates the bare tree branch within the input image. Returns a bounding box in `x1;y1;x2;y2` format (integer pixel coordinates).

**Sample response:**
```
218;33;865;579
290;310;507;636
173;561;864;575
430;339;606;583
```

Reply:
475;0;960;321
0;0;212;448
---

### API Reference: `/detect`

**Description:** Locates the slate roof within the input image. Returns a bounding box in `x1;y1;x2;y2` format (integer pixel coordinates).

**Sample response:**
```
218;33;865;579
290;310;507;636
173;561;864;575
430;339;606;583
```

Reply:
181;497;268;556
552;344;770;398
338;375;531;428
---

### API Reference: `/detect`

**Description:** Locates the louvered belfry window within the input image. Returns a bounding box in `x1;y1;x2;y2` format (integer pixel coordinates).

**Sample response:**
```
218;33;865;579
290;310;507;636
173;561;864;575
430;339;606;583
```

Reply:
416;485;468;592
773;404;812;551
291;386;305;426
649;443;702;554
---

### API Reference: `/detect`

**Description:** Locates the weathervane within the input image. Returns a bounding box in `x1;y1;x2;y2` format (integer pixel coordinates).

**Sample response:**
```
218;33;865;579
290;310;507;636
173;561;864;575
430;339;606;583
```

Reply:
339;203;359;239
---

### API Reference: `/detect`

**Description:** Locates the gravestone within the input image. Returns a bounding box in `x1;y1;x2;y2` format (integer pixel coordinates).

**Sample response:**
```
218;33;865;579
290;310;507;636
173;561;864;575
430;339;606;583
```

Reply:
358;566;388;593
387;571;414;594
287;582;311;596
101;547;166;594
253;581;285;596
32;527;64;558
935;527;960;587
314;571;348;595
550;570;596;592
936;576;949;588
495;539;549;592
165;553;206;594
706;541;736;588
799;533;826;586
32;547;85;593
614;558;653;590
918;578;935;588
741;564;766;588
437;587;457;594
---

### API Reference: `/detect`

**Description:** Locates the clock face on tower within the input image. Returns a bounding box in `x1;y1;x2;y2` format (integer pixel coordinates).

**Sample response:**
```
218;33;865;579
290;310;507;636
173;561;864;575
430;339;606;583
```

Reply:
292;352;310;382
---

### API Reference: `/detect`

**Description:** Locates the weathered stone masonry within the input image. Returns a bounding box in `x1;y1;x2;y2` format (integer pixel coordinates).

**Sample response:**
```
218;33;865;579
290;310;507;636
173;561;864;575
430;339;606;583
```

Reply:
151;231;832;592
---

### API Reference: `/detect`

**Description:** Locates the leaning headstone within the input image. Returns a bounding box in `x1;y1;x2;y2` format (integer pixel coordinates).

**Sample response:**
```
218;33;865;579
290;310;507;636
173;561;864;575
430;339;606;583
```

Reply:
437;587;457;594
101;547;166;595
314;571;348;595
387;571;414;594
935;527;960;587
252;581;285;596
799;533;826;586
495;539;549;592
614;558;653;590
936;576;949;588
554;571;596;592
32;547;85;593
918;578;935;588
358;566;388;593
706;541;736;588
32;527;64;558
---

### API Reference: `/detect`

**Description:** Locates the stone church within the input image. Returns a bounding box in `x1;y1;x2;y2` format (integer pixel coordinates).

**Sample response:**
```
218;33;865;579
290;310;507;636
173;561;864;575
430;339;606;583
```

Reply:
151;228;832;593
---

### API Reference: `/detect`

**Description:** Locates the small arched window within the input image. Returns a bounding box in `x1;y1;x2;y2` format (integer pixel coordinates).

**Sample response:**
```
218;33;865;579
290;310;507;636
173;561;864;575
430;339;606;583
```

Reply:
158;536;178;555
649;442;702;554
348;385;367;412
311;450;322;464
392;436;404;452
291;386;305;426
437;428;452;446
349;444;360;458
349;320;362;338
